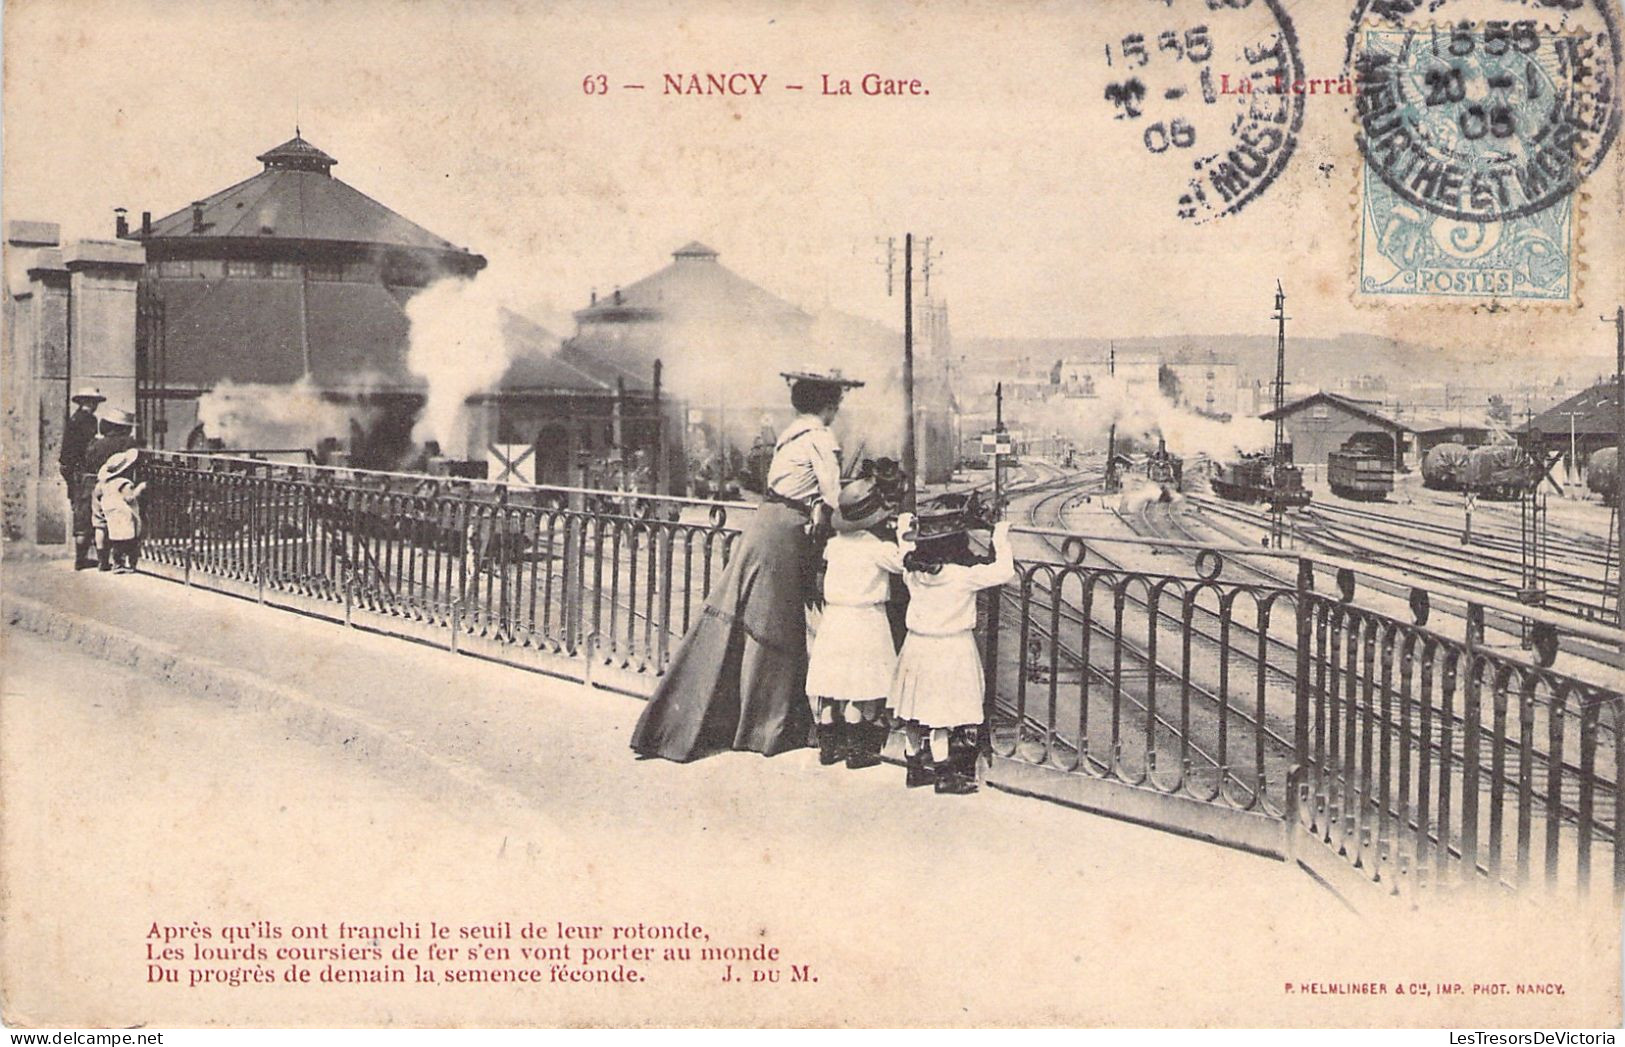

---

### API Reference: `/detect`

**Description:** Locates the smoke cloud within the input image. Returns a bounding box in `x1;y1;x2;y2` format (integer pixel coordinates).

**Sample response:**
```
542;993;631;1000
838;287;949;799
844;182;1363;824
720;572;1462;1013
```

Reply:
657;307;910;461
1008;375;1272;460
195;377;365;449
405;274;516;457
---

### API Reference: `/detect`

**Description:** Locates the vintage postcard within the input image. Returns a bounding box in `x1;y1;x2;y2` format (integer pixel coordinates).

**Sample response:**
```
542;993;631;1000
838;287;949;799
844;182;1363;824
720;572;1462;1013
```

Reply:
3;0;1623;1032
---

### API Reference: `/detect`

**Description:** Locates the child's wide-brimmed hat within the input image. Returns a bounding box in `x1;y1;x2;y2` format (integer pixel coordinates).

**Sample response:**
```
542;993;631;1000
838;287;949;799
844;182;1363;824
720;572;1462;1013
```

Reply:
98;448;140;481
853;456;907;508
835;477;891;533
900;490;997;542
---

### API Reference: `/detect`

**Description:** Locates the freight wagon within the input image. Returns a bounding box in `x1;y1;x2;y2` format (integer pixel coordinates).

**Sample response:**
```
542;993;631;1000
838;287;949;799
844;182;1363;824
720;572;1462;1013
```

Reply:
1327;442;1393;501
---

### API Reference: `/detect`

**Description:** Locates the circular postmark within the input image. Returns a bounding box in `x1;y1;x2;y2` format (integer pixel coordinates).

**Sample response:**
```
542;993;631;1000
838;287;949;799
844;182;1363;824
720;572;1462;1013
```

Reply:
1346;0;1621;224
1097;0;1306;222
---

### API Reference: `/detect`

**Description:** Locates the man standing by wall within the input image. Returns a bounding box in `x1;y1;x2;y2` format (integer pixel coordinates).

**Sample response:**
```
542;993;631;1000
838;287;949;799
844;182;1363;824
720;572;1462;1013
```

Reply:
81;406;141;572
59;386;104;568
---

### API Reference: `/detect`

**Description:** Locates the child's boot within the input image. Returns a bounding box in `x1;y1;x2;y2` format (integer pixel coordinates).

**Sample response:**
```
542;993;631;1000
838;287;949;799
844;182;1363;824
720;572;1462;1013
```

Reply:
817;720;848;766
905;742;936;788
933;731;979;795
845;719;886;770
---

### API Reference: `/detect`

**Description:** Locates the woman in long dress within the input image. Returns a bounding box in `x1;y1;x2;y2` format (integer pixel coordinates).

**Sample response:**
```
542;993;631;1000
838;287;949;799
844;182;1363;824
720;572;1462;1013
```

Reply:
630;371;861;762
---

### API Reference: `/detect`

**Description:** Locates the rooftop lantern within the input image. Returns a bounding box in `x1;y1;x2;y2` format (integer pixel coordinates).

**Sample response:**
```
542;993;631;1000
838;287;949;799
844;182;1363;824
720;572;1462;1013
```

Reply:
254;130;338;176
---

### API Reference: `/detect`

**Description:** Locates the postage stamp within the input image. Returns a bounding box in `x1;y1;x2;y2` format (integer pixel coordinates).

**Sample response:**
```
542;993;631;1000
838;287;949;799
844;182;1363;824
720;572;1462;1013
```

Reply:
1347;0;1621;304
1097;0;1305;223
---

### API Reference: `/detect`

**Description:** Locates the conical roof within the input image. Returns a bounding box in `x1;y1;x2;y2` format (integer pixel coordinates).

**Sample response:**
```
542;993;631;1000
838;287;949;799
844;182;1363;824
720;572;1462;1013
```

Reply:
142;134;483;263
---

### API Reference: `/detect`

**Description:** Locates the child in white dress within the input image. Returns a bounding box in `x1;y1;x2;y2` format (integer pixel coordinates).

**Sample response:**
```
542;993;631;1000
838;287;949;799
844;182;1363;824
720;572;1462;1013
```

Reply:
804;477;906;769
94;448;148;574
890;517;1015;794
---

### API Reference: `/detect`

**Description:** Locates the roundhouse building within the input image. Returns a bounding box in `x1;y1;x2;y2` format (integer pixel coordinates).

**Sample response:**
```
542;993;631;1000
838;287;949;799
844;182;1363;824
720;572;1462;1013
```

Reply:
127;133;487;464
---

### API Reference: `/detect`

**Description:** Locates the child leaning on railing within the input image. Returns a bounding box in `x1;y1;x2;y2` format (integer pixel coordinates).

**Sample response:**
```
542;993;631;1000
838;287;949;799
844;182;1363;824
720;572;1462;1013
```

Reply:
94;449;148;575
889;496;1015;795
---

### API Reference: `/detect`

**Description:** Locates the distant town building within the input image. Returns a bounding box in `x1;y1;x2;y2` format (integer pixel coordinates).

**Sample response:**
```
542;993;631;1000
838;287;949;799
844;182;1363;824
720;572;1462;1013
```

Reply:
1057;351;1158;399
1160;347;1239;416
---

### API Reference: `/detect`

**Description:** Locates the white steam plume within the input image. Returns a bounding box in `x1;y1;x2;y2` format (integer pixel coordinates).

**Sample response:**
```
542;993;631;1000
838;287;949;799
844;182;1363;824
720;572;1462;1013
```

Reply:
1010;374;1272;460
195;377;366;449
405;274;514;458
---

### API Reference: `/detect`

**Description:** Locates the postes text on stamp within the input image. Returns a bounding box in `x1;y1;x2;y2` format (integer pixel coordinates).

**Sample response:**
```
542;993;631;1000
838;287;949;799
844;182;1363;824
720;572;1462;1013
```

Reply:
1347;0;1620;304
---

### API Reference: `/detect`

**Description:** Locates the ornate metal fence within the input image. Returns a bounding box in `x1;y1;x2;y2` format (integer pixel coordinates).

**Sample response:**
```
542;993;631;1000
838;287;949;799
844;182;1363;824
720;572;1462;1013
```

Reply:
139;451;743;688
979;538;1623;901
134;451;1620;900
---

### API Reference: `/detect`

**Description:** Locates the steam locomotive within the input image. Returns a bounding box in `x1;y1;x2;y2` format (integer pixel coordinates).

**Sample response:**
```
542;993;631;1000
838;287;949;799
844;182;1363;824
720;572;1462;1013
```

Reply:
1145;438;1184;492
1421;442;1470;491
1211;453;1311;507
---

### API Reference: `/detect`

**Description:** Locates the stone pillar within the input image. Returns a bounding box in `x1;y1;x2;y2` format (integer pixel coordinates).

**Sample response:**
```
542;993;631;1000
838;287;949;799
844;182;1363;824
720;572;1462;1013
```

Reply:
0;227;143;546
65;239;144;420
2;222;70;543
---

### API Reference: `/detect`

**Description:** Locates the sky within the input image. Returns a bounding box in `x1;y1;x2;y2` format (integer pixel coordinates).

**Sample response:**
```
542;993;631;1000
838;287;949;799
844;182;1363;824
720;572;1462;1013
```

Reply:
4;0;1621;370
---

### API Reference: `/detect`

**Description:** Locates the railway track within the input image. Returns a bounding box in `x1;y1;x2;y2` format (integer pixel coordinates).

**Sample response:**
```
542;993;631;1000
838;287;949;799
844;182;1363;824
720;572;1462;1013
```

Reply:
1188;492;1625;665
1010;473;1617;841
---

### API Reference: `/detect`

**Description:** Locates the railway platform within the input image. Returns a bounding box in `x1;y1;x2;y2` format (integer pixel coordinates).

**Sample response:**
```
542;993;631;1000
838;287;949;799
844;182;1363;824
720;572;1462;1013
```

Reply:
4;553;1619;1026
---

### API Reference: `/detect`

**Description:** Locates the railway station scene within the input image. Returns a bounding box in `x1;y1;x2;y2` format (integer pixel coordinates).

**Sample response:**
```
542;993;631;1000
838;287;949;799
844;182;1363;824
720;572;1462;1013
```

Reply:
3;0;1624;1034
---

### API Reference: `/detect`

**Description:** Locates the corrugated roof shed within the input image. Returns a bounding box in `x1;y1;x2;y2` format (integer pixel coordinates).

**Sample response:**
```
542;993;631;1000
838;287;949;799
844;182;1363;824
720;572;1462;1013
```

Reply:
1522;381;1623;436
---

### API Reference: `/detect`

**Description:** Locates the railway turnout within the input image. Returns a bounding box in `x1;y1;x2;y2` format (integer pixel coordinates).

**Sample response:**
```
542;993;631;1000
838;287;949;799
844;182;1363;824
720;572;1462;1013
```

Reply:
135;451;1622;907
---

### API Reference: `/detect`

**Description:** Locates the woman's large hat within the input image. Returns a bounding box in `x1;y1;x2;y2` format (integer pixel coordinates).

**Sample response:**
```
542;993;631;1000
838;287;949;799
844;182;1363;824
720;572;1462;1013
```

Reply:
900;490;997;542
71;385;105;404
101;407;136;428
835;477;891;533
98;448;140;481
780;368;864;390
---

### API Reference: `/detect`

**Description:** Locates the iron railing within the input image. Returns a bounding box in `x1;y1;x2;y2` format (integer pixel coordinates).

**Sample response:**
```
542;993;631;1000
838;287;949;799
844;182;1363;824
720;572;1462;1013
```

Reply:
979;531;1623;901
134;451;1621;900
139;451;744;687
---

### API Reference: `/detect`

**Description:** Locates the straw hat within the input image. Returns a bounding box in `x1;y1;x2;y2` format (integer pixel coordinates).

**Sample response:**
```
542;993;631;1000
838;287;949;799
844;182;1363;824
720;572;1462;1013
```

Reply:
71;385;105;405
101;407;136;428
780;368;865;390
835;477;890;533
98;448;140;481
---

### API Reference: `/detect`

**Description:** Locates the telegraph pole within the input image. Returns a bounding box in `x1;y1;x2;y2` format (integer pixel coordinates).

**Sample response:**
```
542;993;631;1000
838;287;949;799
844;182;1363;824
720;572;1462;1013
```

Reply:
1607;306;1625;644
1270;282;1289;549
653;359;666;496
902;233;917;512
1105;341;1119;493
995;381;1005;510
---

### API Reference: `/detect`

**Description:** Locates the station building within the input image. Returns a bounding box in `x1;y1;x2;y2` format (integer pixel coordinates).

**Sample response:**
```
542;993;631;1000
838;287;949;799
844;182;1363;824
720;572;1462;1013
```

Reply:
1260;391;1408;468
1521;380;1624;475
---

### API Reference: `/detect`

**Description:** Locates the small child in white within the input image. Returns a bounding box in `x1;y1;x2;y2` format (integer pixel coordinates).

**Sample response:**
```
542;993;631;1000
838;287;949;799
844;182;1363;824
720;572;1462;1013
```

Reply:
94;449;147;574
890;515;1015;794
804;477;907;769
